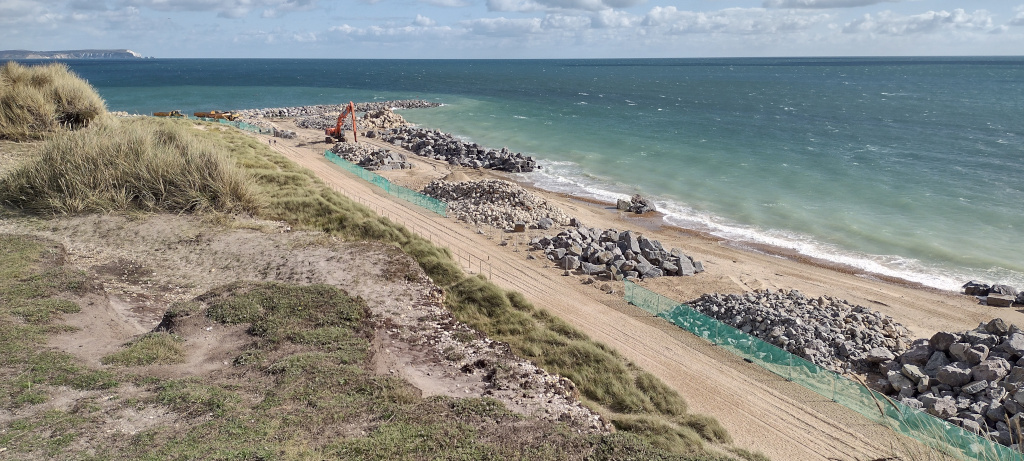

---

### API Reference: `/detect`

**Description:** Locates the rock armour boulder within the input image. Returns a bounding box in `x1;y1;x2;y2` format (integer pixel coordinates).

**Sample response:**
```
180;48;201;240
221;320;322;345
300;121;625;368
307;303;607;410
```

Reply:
688;290;913;374
879;318;1024;448
382;126;538;173
233;100;438;131
421;179;570;231
529;227;702;281
329;143;414;171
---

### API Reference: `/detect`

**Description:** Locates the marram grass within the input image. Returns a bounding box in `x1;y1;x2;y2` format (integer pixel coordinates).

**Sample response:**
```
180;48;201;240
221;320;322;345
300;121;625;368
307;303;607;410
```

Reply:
0;61;106;140
0;117;262;215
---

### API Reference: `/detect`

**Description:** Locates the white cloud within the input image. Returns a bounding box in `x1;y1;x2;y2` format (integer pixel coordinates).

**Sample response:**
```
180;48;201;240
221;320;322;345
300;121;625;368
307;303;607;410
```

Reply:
643;7;829;34
487;0;644;13
421;0;471;6
235;28;318;44
328;22;456;42
413;14;436;26
120;0;317;19
843;9;998;35
592;9;640;28
1012;5;1024;26
487;0;545;13
764;0;899;9
461;17;544;36
541;13;591;31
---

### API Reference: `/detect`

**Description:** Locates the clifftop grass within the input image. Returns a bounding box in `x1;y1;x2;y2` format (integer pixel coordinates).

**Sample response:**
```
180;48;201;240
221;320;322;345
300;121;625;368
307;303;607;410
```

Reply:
0;61;106;141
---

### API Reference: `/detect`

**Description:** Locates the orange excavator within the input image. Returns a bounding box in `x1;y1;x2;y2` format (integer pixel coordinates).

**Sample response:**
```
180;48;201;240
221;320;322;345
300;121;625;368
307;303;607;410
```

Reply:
325;101;358;144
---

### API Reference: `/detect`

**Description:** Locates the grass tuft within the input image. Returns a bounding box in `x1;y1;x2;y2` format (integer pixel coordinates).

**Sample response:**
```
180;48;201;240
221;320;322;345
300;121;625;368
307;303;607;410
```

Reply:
0;61;106;140
101;332;187;367
0;118;263;215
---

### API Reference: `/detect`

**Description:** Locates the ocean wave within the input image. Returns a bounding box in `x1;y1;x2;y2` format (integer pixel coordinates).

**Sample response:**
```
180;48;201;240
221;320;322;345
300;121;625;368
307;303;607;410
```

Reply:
527;159;1024;292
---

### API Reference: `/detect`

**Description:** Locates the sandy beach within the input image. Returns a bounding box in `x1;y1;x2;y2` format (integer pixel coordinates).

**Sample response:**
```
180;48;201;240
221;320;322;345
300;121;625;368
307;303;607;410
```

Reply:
254;118;1023;460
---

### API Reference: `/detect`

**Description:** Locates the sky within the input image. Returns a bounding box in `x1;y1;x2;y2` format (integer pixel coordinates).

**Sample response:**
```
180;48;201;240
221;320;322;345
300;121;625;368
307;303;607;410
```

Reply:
1;1;1023;58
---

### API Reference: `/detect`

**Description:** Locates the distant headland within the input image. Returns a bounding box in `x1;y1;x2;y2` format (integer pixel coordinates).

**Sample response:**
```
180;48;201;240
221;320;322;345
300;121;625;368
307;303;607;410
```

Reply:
0;49;145;59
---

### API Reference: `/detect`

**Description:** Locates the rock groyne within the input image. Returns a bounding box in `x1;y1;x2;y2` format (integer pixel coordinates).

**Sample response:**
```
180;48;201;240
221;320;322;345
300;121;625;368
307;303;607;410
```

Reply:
382;127;538;173
233;100;440;120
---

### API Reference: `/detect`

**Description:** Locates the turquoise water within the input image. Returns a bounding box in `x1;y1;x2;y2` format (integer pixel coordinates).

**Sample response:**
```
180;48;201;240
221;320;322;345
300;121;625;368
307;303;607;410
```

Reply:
55;58;1024;291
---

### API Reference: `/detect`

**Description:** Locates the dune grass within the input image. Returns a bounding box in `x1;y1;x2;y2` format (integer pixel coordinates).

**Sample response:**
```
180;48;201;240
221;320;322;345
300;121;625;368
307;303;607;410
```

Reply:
0;117;262;215
0;61;106;141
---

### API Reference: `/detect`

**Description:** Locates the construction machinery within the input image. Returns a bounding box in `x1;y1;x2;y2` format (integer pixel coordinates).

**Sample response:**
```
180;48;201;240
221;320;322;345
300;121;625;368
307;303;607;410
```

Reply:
325;101;358;144
152;110;185;118
193;110;240;121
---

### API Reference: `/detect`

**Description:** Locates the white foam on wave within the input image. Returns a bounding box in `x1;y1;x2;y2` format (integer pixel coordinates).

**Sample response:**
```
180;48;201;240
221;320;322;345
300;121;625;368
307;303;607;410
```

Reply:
526;159;1024;293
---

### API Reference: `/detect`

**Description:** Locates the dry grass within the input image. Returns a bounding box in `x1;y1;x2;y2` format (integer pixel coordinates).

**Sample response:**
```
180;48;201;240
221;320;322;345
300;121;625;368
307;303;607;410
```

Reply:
0;61;106;141
0;118;263;215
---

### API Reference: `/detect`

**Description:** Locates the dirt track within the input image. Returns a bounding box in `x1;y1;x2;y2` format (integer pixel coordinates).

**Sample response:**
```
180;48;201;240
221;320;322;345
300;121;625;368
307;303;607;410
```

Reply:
258;133;923;460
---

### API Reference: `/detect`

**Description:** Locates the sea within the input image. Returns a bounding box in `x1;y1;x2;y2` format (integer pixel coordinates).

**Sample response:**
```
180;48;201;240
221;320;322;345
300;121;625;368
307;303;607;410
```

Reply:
49;58;1024;292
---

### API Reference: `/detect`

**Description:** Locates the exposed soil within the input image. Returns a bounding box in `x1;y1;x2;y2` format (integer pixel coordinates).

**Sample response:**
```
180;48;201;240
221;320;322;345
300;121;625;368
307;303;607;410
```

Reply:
0;213;608;439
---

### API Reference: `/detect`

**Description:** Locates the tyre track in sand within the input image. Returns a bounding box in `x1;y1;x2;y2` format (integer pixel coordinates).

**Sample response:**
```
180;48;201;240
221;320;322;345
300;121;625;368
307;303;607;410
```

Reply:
263;135;912;460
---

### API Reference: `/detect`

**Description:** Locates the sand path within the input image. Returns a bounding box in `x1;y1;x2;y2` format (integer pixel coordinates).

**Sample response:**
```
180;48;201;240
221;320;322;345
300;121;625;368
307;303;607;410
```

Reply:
256;133;921;460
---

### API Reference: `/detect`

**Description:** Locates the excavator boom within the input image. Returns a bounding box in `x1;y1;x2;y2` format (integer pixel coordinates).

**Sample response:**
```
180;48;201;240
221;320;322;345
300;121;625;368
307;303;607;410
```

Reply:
325;101;358;144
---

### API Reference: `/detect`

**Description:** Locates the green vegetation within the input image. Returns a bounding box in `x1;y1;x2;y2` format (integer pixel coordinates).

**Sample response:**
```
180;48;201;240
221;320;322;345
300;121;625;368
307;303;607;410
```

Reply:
0;61;106;140
0;117;261;214
105;282;644;459
101;332;186;367
0;235;118;412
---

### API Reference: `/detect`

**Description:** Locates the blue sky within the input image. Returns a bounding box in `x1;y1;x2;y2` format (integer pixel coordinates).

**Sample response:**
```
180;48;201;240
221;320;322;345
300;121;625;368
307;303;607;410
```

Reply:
2;1;1022;58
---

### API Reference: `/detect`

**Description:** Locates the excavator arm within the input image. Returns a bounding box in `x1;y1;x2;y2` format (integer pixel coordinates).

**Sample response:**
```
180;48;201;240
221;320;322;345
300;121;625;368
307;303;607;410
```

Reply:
325;101;358;144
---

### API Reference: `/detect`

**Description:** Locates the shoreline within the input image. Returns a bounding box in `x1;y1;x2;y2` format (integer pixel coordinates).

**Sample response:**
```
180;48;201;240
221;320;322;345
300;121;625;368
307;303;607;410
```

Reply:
520;173;947;296
252;114;1019;339
247;102;1014;295
249;113;1024;459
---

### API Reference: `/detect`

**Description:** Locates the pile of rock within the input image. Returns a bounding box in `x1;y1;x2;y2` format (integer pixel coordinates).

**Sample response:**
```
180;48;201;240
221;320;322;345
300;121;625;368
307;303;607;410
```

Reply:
381;127;538;173
295;114;345;131
616;194;657;214
688;290;913;373
232;100;440;120
421;179;570;230
877;318;1024;446
963;281;1023;307
359;108;407;131
329;143;414;171
272;128;296;139
531;228;703;280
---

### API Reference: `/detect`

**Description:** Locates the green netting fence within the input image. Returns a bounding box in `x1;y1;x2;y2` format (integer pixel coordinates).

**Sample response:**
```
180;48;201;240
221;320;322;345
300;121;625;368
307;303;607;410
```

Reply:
623;280;1023;461
323;150;447;217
